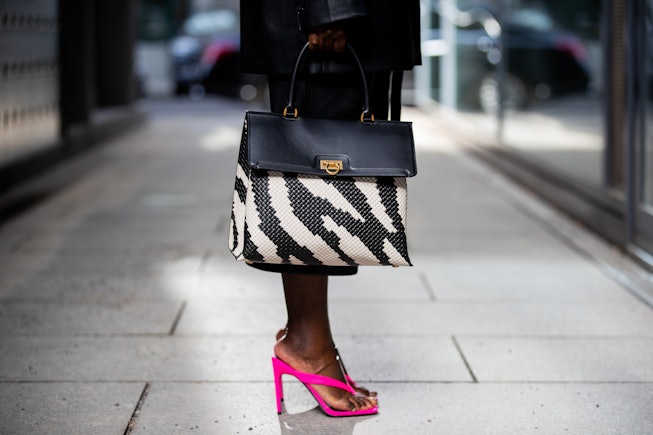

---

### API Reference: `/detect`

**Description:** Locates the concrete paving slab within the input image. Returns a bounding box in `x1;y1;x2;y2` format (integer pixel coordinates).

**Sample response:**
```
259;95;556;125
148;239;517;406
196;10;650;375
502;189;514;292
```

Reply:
0;336;469;383
8;227;220;255
131;382;280;434
0;300;182;334
420;258;637;302
197;260;297;301
0;272;183;303
457;337;653;382
328;301;653;336
3;230;218;258
324;336;472;382
354;383;653;434
407;153;564;228
0;249;204;278
0;255;270;303
200;262;432;302
408;231;593;261
174;288;653;339
175;299;288;335
0;336;272;382
0;206;216;231
130;382;653;435
329;267;431;301
0;382;143;435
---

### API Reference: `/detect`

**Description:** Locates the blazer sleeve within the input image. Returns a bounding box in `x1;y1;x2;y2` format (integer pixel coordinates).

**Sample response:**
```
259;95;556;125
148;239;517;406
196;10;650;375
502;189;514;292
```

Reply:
296;0;368;32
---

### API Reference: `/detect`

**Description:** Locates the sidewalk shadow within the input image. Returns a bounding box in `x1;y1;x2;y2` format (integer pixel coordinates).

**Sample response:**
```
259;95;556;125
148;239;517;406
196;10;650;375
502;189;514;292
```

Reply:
278;403;375;435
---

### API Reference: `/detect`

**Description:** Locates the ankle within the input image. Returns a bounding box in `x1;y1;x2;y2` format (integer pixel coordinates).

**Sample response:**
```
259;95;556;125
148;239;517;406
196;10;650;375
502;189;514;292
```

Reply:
274;333;336;370
285;326;333;352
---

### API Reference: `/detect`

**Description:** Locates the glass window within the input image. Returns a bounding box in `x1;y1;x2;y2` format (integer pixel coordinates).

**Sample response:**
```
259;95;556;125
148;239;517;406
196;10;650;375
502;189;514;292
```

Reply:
183;9;238;38
500;0;604;187
421;1;605;187
645;0;653;207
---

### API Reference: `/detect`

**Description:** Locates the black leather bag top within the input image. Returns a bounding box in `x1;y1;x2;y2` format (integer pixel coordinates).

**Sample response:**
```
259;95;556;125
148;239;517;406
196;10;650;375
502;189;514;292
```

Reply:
245;42;417;178
246;111;416;177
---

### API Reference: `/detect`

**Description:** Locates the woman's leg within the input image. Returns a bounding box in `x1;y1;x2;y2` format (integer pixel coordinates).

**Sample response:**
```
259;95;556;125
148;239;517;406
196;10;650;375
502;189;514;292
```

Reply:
267;71;390;412
273;273;377;411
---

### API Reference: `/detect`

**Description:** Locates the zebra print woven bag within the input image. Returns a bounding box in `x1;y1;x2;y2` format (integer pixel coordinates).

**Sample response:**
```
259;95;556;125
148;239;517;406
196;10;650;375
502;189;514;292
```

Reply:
228;44;417;267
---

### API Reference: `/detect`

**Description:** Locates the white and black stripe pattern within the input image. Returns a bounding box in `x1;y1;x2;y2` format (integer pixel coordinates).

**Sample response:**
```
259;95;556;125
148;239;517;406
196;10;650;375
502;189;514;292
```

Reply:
229;120;412;267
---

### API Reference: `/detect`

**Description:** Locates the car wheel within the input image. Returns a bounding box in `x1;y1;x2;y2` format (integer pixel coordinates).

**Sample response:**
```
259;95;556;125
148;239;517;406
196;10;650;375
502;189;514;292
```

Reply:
479;72;528;114
174;82;188;96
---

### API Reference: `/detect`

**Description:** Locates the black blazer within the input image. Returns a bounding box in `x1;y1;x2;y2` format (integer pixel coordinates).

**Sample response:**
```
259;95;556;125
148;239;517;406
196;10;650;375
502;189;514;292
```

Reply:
240;0;421;75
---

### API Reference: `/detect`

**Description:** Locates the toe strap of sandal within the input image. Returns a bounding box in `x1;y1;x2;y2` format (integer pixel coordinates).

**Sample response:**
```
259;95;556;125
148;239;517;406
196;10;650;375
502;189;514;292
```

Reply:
272;357;357;395
294;371;357;395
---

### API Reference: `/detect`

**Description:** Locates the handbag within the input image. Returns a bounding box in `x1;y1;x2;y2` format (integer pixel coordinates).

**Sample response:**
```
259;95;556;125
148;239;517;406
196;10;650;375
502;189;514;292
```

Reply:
228;43;417;267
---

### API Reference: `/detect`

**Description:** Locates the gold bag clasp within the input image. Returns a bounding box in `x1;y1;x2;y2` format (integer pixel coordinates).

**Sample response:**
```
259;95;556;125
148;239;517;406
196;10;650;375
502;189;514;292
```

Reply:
320;160;343;176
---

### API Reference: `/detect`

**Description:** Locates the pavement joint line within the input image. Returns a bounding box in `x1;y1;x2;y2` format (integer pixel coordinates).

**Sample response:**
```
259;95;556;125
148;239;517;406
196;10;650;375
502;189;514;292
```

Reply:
168;300;188;336
8;235;31;253
198;249;212;275
123;382;149;435
451;336;478;383
215;214;229;234
418;271;437;301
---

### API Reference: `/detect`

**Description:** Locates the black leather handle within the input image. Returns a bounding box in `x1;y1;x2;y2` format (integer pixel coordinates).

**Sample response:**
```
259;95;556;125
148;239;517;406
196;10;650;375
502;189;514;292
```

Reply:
284;43;372;120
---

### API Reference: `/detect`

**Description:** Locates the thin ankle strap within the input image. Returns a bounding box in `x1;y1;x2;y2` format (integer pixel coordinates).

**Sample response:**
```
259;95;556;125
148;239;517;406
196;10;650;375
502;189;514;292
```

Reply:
334;347;350;376
315;357;340;376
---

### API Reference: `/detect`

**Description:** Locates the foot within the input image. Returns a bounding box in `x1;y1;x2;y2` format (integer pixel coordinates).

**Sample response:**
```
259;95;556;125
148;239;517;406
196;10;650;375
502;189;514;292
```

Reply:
276;328;377;399
274;334;378;412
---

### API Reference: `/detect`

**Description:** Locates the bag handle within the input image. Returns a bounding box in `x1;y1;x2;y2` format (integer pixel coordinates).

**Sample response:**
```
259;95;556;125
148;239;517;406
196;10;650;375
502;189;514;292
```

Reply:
283;42;374;122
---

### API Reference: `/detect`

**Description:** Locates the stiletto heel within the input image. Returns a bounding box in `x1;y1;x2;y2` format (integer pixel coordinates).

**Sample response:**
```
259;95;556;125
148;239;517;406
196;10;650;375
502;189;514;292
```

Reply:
271;357;378;417
273;359;284;414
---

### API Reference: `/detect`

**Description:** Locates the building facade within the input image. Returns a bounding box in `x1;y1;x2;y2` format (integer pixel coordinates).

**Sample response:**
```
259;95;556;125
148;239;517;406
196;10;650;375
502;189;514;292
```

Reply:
0;0;141;191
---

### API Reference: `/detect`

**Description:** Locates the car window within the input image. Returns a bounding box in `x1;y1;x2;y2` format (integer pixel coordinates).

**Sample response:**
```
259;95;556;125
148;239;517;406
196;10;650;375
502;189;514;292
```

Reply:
183;10;238;37
507;8;554;32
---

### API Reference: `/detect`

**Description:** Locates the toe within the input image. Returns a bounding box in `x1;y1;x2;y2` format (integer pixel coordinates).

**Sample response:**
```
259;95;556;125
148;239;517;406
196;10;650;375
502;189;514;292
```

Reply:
349;394;376;411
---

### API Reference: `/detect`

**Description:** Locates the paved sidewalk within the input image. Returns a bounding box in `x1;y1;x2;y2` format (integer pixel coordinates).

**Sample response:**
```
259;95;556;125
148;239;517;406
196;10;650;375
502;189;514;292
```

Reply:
1;97;652;434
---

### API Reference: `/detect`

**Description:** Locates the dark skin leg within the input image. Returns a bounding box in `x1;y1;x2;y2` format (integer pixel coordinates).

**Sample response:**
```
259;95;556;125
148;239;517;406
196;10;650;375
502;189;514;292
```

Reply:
273;28;376;412
273;273;377;412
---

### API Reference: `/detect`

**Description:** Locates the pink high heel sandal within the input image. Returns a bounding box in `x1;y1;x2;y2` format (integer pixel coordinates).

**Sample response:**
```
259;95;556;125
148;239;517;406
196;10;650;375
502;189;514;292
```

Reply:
277;328;375;399
272;357;378;417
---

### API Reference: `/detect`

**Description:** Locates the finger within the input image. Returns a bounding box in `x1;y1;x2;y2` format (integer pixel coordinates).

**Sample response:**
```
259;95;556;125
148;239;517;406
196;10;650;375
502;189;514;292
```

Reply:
319;30;333;51
331;29;347;52
317;32;326;50
308;33;319;50
333;31;347;53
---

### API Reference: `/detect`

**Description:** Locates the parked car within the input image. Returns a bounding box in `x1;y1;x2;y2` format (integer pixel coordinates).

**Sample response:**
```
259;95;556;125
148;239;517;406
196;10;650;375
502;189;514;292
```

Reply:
428;8;591;112
170;8;264;100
